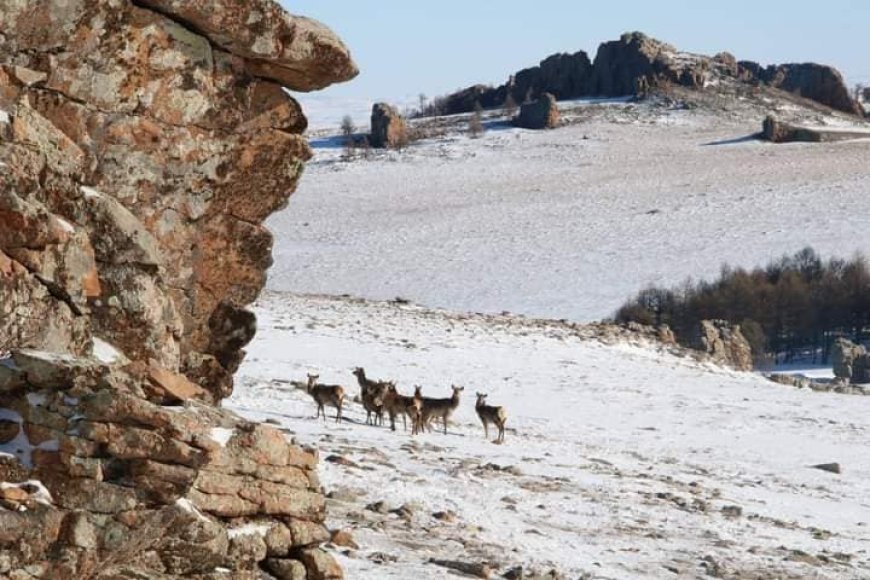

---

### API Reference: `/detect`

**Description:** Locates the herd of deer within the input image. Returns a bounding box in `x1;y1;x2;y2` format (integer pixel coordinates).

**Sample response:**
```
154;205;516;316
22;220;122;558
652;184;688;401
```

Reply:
303;367;508;443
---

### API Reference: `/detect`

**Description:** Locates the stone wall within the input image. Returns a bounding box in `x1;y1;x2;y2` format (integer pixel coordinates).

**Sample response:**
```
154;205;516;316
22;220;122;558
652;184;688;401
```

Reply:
0;0;356;577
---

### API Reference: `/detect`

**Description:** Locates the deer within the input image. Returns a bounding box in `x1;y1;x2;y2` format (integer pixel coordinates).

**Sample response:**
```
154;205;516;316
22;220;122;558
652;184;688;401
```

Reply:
475;392;507;443
382;382;421;433
305;373;345;423
416;385;464;435
352;367;389;426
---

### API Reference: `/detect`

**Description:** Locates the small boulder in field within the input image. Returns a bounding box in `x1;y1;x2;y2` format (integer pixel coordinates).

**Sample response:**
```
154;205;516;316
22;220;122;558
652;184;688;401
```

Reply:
811;462;841;475
330;529;359;550
429;558;492;579
514;93;560;129
370;103;407;148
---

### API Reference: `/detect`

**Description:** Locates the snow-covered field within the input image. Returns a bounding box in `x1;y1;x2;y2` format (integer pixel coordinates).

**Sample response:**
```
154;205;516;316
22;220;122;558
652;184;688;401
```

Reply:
231;98;870;578
229;292;870;579
267;101;870;322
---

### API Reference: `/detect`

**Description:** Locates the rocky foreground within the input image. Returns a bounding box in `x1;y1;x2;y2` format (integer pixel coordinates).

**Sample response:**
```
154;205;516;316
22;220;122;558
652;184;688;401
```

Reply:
1;1;355;578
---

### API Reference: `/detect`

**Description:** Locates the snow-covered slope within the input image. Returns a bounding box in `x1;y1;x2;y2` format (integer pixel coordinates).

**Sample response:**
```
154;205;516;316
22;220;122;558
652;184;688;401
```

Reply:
229;292;870;579
269;101;870;322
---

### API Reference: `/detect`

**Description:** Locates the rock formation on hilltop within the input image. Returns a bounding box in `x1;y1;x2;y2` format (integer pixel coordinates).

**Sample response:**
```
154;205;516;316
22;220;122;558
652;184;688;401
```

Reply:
0;0;356;577
435;31;862;117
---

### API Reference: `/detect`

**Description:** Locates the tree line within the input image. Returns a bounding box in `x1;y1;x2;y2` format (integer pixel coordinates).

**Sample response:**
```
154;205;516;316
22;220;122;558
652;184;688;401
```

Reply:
614;247;870;364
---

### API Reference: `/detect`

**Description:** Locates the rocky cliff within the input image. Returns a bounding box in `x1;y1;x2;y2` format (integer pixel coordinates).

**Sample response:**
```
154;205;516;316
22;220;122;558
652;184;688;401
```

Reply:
437;32;861;117
0;0;356;577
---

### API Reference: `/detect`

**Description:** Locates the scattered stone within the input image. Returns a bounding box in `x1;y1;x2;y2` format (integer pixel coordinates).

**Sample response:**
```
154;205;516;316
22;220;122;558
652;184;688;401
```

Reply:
433;510;457;523
325;454;359;468
365;500;391;514
721;505;743;518
391;503;417;520
329;529;359;550
811;463;841;475
368;551;398;564
297;547;344;580
429;558;492;579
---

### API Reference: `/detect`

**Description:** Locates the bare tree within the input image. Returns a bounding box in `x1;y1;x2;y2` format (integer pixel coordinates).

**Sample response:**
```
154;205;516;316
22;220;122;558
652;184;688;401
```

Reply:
340;115;356;160
418;93;428;116
468;101;484;139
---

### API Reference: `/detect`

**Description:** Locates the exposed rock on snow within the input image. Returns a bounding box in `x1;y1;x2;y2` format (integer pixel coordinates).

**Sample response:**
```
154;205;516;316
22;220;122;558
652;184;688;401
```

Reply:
514;93;560;129
437;31;862;116
832;338;870;383
370;102;407;148
763;115;870;143
687;320;753;372
0;0;355;577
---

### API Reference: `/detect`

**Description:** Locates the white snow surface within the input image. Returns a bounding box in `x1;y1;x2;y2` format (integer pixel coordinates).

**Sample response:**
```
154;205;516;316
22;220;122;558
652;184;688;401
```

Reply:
0;407;57;469
1;480;54;506
230;291;870;579
269;106;870;322
92;337;124;364
226;523;272;539
208;427;235;447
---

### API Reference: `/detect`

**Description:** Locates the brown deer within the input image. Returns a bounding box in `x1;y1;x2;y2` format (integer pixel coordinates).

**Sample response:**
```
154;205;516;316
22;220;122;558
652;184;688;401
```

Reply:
306;373;345;423
352;367;388;426
475;392;507;443
416;385;464;435
382;382;421;433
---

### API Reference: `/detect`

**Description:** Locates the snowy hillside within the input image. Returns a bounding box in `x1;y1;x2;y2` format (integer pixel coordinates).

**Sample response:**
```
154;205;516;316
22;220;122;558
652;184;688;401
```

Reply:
229;292;870;579
268;99;870;322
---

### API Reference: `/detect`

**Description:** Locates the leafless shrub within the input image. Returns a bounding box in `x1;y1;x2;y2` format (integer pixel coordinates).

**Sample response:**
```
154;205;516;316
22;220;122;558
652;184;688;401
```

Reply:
468;101;484;138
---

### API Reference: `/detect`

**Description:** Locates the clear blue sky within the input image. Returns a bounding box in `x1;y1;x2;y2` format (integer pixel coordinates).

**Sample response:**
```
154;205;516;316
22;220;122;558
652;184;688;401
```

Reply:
282;0;868;101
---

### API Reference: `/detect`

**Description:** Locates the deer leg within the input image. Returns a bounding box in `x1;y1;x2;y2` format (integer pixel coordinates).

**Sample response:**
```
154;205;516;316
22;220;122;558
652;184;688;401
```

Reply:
482;419;488;440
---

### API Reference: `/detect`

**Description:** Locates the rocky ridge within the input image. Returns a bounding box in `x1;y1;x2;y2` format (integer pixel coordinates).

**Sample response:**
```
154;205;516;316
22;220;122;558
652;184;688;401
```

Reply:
0;0;356;577
436;32;863;117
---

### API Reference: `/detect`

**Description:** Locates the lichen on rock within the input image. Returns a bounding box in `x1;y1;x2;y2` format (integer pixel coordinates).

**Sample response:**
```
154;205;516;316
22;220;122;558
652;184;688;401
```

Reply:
0;0;356;577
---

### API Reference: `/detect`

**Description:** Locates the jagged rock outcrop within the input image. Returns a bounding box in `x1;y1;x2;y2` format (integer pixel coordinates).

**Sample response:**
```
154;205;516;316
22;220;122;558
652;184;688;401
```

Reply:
514;93;560;129
590;32;704;95
1;0;356;577
435;32;861;117
740;61;862;116
688;320;753;372
832;338;870;383
510;51;593;102
370;103;407;149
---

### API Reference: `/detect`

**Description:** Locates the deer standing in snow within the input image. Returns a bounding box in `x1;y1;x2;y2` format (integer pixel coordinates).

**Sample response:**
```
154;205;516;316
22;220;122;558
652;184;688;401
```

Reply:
352;367;389;426
475;392;507;443
416;384;464;435
306;373;345;423
382;382;421;433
